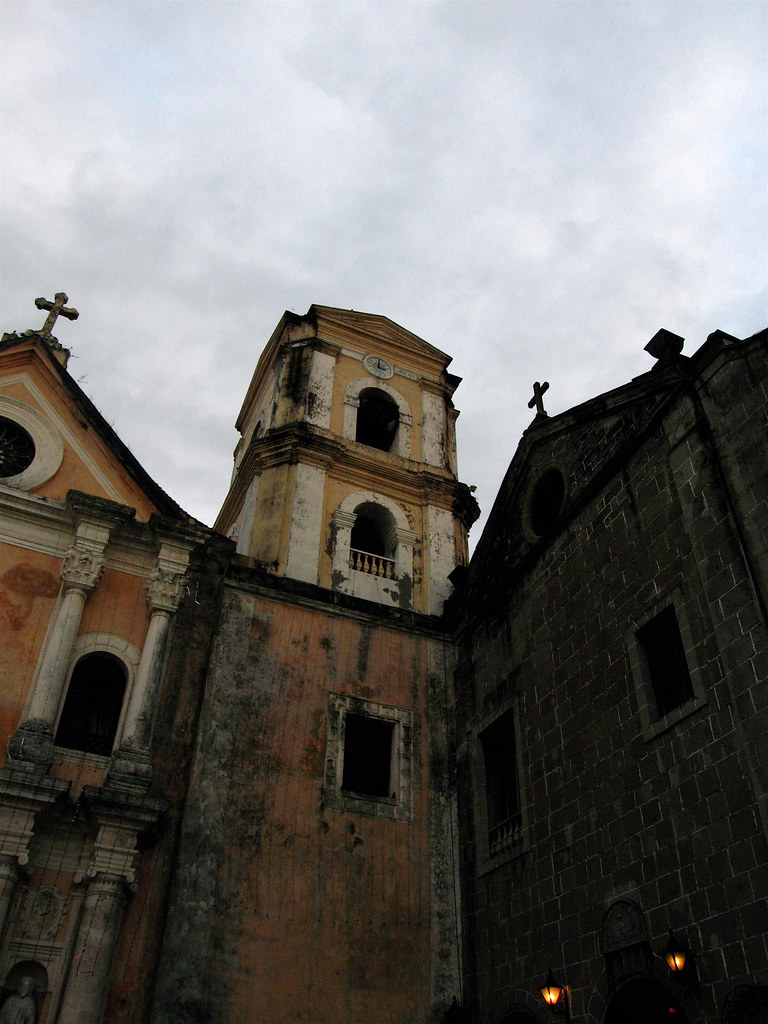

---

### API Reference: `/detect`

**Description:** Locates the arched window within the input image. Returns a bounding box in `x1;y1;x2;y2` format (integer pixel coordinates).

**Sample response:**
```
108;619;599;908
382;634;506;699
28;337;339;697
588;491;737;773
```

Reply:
529;467;565;536
355;388;399;452
55;652;127;756
350;502;396;578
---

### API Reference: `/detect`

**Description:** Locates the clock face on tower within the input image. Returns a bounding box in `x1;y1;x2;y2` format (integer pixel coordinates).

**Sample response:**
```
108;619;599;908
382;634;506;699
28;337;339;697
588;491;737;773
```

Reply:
363;354;394;379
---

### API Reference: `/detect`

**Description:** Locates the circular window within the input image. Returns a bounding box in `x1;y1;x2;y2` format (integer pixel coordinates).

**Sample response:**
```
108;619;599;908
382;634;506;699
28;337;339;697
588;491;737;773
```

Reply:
0;397;64;490
0;417;36;478
529;467;565;536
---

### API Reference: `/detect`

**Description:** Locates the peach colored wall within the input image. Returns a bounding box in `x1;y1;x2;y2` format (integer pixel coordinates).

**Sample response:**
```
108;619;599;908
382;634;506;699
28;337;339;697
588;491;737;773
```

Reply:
77;569;149;650
0;545;62;743
160;586;448;1024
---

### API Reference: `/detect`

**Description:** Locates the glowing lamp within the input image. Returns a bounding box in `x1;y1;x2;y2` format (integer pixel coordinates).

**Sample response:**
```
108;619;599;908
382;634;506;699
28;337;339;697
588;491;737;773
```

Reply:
540;971;562;1005
540;969;570;1019
661;930;689;973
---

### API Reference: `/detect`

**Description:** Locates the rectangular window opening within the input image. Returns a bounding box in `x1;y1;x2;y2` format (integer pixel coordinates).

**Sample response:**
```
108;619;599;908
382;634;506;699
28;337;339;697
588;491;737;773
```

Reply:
636;605;693;718
481;710;521;857
342;713;395;799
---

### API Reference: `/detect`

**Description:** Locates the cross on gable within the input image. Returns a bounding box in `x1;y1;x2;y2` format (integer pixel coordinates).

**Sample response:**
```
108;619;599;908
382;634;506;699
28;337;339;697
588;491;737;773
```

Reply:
528;380;550;417
34;293;79;336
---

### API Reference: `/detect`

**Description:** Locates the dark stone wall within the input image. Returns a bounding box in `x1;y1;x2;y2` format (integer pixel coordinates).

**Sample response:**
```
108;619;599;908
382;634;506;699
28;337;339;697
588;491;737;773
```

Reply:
453;335;768;1024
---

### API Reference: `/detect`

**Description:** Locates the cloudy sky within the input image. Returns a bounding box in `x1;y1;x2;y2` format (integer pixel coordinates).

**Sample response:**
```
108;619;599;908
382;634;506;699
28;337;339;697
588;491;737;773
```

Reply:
1;1;766;545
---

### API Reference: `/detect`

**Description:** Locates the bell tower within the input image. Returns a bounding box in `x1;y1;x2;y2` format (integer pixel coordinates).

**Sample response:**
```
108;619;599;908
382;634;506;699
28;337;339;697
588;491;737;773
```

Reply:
215;304;478;614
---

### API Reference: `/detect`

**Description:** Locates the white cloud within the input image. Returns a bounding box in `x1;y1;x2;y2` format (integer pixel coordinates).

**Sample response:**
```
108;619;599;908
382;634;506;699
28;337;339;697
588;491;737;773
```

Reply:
1;0;765;542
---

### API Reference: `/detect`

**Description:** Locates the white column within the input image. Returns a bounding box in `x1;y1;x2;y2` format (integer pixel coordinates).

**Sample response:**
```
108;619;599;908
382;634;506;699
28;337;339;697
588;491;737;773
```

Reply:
57;874;128;1024
107;561;187;791
9;530;107;768
26;566;98;725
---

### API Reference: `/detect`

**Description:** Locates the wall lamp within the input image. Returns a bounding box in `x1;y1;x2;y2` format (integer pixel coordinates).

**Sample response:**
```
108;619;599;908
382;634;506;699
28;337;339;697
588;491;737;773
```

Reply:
540;969;571;1021
660;929;698;987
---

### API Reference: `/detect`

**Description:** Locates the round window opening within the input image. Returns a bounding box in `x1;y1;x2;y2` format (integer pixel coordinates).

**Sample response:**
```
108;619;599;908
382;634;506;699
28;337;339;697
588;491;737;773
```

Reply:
529;467;565;536
0;417;36;479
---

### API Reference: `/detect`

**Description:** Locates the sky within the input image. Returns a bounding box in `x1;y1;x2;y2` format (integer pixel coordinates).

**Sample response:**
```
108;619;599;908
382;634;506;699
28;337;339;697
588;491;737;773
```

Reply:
1;0;766;546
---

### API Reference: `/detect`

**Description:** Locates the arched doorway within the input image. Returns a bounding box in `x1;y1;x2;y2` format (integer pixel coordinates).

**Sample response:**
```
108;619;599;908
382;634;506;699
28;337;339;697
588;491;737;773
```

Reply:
603;977;689;1024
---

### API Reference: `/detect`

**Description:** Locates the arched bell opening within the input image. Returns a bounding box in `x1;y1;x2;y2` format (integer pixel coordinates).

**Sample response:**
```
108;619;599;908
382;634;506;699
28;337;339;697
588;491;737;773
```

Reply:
355;388;400;453
350;502;397;579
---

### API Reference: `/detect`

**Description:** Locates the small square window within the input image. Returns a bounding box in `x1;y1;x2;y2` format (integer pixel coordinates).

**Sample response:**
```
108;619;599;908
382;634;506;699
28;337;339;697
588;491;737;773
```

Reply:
481;710;522;859
324;695;413;822
636;605;693;717
627;592;707;741
342;713;395;798
472;699;528;874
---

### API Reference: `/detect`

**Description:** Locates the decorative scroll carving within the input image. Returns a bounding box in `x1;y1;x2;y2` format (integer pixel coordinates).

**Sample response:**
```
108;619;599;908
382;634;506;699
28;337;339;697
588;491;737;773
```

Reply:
60;546;105;592
145;567;188;614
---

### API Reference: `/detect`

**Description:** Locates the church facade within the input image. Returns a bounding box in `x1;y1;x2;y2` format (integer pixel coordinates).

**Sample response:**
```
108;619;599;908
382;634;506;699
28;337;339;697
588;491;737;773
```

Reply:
0;299;765;1024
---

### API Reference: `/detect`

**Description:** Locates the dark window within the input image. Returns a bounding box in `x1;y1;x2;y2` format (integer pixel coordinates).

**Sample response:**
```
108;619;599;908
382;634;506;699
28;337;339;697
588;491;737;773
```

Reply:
0;417;36;478
481;710;521;856
342;713;395;798
55;652;127;755
356;389;399;452
529;468;565;536
636;606;693;717
351;515;386;557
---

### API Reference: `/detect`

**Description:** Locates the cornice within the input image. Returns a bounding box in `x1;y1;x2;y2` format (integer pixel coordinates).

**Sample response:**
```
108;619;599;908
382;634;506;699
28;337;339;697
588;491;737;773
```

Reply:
217;424;476;526
0;486;174;577
225;558;451;640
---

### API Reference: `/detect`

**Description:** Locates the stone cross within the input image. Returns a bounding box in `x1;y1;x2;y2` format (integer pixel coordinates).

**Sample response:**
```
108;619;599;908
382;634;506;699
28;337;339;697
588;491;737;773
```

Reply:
34;293;79;335
528;380;550;417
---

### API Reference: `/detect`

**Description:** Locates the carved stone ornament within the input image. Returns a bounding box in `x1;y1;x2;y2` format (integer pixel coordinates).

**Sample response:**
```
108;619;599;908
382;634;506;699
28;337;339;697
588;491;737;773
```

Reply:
20;886;66;940
146;567;188;613
61;545;106;591
601;899;647;953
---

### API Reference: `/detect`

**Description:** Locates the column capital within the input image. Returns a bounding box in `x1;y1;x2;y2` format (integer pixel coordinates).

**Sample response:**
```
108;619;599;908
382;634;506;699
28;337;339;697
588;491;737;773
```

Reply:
146;566;188;613
60;544;106;592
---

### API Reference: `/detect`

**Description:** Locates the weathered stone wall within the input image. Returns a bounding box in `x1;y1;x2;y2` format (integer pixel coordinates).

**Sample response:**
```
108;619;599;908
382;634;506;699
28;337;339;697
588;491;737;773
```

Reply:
102;536;233;1024
453;337;768;1023
150;569;460;1024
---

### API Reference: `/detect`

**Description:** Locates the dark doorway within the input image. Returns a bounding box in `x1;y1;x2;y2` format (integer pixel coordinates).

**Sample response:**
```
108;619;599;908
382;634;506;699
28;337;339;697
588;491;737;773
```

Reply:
604;977;689;1024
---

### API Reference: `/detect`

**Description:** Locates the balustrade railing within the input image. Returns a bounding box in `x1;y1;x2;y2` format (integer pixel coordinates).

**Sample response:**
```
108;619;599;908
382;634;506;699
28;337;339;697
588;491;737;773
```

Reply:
350;549;396;579
488;814;523;858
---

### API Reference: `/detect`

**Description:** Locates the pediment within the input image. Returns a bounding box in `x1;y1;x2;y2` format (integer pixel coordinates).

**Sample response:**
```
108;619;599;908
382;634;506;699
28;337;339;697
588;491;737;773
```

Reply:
467;368;681;592
0;334;186;522
309;305;453;374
